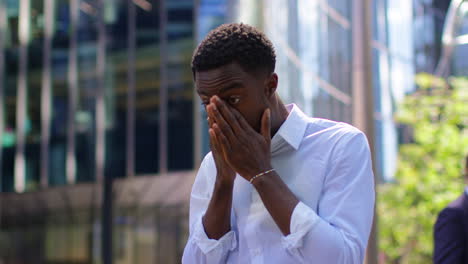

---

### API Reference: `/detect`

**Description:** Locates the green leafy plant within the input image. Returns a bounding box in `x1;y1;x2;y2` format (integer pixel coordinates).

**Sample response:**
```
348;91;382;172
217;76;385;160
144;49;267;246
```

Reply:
378;73;468;263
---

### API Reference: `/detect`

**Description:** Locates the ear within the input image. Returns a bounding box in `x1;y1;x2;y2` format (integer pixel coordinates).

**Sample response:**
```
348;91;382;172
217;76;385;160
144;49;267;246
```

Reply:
263;73;278;98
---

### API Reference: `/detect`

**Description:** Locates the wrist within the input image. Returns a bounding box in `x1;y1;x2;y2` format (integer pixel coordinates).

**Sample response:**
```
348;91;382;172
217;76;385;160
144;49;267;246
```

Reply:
251;172;269;189
215;175;235;189
249;167;275;184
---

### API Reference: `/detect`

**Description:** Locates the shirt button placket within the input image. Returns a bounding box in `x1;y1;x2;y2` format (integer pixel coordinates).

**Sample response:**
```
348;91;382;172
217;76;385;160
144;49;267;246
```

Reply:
251;248;262;263
248;186;263;263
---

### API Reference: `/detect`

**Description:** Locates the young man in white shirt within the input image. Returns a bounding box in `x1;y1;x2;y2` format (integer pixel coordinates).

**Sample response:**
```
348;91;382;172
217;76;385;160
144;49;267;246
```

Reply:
182;23;375;264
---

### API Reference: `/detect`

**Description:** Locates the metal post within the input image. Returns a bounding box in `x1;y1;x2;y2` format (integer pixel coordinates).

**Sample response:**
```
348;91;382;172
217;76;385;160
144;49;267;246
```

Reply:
0;0;3;234
67;0;78;185
0;0;6;188
96;0;111;263
435;0;464;78
15;0;30;193
287;0;300;106
127;0;136;177
352;0;378;263
41;0;55;188
193;0;202;166
96;0;106;191
159;0;168;174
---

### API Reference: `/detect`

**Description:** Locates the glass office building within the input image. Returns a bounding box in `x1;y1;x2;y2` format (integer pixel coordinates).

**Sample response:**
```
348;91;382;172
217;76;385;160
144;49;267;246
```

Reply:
0;0;195;192
452;2;468;75
235;0;389;178
1;0;466;263
0;0;222;263
232;0;465;182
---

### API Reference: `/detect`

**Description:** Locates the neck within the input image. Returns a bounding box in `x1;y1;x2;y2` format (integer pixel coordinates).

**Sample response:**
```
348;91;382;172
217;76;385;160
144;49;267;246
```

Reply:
269;93;289;137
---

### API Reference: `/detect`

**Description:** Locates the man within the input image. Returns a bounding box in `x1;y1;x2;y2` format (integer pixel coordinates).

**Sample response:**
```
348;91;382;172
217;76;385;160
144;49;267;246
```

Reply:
182;23;375;264
434;155;468;264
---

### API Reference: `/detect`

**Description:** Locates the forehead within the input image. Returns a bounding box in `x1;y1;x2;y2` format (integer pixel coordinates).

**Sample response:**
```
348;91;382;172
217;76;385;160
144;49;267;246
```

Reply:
195;63;251;95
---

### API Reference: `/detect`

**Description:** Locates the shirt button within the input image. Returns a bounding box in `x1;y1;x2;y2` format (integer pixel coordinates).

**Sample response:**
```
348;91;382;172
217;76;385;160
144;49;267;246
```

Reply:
252;249;261;256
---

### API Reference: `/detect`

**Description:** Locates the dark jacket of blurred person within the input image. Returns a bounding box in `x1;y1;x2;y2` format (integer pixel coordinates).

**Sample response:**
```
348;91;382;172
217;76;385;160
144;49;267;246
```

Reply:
433;156;468;264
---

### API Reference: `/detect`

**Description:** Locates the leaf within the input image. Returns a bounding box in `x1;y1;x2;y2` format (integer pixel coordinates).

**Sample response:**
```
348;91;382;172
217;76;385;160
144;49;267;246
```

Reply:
379;74;468;263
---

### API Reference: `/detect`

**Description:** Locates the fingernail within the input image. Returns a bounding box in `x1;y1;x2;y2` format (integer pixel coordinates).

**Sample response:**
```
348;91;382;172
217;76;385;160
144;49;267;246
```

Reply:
208;104;215;113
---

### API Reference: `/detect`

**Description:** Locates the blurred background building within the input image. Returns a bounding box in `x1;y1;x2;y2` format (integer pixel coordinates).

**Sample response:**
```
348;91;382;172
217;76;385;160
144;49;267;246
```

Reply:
0;0;466;263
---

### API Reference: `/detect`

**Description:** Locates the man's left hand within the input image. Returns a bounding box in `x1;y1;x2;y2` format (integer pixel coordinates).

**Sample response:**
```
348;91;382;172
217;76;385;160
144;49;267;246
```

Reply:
206;95;272;181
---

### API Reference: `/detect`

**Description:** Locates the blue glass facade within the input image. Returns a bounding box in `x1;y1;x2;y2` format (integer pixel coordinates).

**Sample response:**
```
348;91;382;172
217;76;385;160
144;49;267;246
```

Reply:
0;0;199;262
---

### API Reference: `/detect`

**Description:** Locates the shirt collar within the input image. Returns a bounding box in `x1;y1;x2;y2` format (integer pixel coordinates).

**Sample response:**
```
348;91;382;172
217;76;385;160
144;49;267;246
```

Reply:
271;104;308;152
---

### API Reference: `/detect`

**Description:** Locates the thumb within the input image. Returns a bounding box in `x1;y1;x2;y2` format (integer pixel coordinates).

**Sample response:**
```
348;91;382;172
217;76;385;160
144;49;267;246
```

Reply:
261;108;271;142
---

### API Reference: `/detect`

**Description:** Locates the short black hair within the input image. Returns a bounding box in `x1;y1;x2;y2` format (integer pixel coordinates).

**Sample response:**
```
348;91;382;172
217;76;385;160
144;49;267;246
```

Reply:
191;23;276;77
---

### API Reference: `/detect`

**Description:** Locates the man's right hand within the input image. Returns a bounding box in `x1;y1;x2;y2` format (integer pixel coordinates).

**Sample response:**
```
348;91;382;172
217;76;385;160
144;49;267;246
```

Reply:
207;103;236;186
201;103;236;240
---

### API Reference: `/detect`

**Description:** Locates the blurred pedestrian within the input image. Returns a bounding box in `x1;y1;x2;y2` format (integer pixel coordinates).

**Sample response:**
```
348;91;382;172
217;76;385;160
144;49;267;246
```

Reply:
182;23;375;264
433;155;468;264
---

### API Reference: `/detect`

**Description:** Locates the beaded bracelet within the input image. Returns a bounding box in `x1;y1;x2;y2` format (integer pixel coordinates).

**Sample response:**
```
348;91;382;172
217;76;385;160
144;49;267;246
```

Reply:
249;168;275;184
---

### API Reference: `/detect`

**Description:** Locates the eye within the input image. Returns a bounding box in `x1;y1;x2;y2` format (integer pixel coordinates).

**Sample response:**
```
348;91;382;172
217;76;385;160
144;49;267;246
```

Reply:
227;96;240;105
200;99;209;107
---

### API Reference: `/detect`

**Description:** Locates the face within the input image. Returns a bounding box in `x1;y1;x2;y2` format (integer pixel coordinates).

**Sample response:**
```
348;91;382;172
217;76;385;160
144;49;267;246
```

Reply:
196;63;274;132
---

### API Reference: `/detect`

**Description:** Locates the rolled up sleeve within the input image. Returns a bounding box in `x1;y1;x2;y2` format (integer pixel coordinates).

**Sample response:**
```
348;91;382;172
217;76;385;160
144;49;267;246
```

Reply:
282;131;375;264
183;218;237;263
282;201;320;249
182;153;238;264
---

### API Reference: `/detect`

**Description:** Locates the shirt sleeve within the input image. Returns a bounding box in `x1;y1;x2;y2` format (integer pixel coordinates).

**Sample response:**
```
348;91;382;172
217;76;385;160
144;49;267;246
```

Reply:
281;131;375;264
182;153;237;264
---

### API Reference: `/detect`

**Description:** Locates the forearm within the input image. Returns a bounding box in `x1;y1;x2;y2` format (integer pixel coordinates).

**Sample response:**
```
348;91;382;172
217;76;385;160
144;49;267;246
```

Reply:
252;172;299;235
202;178;234;239
254;172;368;262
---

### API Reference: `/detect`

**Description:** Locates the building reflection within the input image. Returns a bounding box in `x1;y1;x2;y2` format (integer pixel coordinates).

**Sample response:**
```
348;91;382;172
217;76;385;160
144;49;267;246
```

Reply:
0;0;204;263
1;0;466;263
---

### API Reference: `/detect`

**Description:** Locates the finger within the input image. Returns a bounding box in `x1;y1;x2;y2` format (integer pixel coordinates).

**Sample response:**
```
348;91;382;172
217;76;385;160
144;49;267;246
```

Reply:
210;128;227;166
208;102;236;143
261;108;271;142
211;96;243;135
208;128;217;151
207;115;214;129
207;104;219;130
213;123;232;153
207;105;215;127
229;106;250;131
210;127;226;158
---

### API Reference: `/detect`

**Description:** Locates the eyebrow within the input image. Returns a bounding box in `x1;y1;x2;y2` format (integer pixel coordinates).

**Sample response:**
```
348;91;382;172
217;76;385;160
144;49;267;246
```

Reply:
198;81;244;96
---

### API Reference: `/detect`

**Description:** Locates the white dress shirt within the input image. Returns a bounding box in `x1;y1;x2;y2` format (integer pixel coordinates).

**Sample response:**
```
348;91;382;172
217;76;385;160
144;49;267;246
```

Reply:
182;104;375;264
